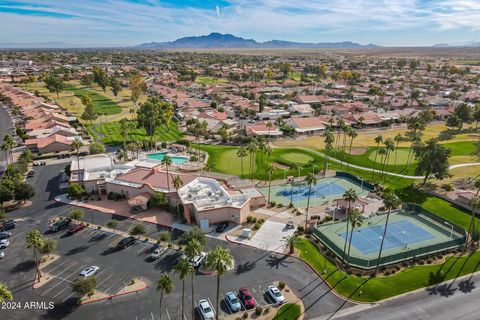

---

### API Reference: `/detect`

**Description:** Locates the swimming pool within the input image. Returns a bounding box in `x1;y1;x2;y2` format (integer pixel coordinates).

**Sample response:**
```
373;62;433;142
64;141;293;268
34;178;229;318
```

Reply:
147;152;189;164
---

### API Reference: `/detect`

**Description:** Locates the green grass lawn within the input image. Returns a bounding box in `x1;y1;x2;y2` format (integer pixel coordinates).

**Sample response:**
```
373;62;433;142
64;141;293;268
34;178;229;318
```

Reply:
396;187;480;235
94;120;183;146
296;238;480;302
272;303;301;320
368;148;411;165
195;144;415;189
64;84;122;115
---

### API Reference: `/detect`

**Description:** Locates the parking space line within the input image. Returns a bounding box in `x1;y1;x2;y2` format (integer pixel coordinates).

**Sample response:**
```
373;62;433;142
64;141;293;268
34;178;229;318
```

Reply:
103;274;127;295
96;272;116;288
42;257;71;273
41;263;87;296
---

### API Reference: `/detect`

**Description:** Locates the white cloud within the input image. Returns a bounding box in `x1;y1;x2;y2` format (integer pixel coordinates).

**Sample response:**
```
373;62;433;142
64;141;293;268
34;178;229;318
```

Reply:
0;0;479;45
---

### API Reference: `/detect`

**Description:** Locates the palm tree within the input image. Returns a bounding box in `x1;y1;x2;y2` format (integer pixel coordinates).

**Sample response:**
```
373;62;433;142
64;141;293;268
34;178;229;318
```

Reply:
267;165;275;205
393;133;405;167
156;273;173;320
340;125;349;167
474;179;480;196
247;139;258;181
372;135;383;180
304;173;318;230
0;282;13;303
120;118;134;161
185;239;203;320
173;258;194;319
172;175;184;219
381;138;395;183
376;147;387;184
346;208;364;268
71;138;84;183
335;119;345;159
26;229;44;282
266;121;273;142
375;191;401;275
162;155;172;205
341;189;358;262
346;127;358;173
282;234;300;254
237;146;247;179
323;128;335;174
205;246;234;320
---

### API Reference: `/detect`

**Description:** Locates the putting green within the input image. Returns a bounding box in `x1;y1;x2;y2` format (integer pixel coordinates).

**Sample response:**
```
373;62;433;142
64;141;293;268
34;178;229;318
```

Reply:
368;148;410;165
279;152;314;165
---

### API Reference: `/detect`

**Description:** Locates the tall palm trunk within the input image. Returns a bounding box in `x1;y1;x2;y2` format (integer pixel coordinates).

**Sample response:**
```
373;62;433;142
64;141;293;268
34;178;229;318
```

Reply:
240;157;244;179
215;273;220;320
267;169;273;204
181;280;185;319
375;209;392;275
346;224;356;268
341;202;351;262
346;137;354;172
159;290;164;320
191;274;195;320
372;142;380;180
305;184;312;230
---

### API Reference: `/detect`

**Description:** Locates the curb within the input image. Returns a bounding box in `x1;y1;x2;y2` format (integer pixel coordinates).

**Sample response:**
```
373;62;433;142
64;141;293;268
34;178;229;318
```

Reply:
79;283;149;305
224;235;362;305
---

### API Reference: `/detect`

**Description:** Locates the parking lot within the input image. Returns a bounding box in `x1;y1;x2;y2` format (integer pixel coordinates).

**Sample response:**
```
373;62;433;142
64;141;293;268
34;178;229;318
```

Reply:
37;255;137;303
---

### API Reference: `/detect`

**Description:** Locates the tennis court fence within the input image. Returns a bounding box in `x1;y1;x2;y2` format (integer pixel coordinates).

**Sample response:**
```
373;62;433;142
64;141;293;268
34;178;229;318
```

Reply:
313;204;467;269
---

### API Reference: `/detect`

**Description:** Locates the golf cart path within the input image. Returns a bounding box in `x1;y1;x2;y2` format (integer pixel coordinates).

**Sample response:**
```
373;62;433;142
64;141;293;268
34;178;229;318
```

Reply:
285;147;480;180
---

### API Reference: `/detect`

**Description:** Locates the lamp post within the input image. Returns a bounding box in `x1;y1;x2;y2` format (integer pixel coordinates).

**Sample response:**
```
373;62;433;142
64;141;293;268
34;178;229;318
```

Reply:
444;221;454;238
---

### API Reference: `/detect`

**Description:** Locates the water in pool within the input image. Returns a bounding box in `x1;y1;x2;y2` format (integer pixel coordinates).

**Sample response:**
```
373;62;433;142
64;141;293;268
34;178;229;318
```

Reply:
147;152;189;164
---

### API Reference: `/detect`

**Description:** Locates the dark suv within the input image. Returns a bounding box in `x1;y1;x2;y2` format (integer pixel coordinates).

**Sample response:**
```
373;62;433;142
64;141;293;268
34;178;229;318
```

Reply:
117;236;136;249
0;220;16;231
49;218;72;232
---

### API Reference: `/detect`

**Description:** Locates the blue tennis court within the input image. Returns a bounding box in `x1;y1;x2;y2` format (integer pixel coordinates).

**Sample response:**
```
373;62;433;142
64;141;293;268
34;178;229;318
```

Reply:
339;220;436;255
278;180;346;199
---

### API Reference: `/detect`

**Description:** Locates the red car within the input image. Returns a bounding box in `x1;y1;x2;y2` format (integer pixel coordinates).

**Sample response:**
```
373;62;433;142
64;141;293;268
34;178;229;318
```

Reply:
66;224;86;235
238;287;256;309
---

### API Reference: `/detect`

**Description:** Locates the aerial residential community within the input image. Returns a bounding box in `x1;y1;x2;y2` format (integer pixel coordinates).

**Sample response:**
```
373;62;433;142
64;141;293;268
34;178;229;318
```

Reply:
1;1;480;320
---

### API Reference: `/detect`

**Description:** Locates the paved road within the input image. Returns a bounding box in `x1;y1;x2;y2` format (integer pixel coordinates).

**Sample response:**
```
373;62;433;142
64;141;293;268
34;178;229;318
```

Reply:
330;273;480;320
0;103;14;170
2;162;352;320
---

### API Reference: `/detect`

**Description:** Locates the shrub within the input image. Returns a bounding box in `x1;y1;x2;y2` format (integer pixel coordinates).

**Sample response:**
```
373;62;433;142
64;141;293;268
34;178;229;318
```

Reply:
257;218;265;225
264;306;270;314
253;222;261;230
251;216;257;223
246;216;254;223
278;281;285;290
242;312;248;319
255;306;263;316
297;225;304;233
269;200;276;207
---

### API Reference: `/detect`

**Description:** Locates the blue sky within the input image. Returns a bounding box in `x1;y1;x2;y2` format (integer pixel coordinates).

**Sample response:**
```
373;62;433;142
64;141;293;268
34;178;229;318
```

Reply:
0;0;479;47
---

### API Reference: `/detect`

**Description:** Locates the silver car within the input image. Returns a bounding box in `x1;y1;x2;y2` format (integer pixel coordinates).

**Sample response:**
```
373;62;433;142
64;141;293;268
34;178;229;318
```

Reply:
79;266;99;278
198;299;215;320
225;291;241;312
0;239;9;249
